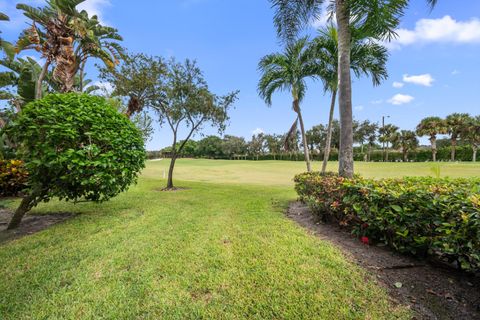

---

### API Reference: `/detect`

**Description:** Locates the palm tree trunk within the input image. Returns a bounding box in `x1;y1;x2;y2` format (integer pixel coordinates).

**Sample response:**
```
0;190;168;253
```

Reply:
336;0;354;178
473;146;477;162
451;138;456;161
35;60;51;100
78;60;87;92
295;100;311;172
430;136;437;162
322;89;337;174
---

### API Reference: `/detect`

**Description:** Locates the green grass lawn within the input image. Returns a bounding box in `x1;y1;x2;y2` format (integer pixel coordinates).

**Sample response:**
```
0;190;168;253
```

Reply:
1;160;478;319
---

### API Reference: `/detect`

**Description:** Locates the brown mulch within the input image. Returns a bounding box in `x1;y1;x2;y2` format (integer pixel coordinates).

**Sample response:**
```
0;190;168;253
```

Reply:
287;202;480;320
0;208;77;244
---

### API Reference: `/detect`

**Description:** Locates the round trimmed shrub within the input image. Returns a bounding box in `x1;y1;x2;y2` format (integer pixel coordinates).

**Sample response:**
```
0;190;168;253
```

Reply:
5;93;146;229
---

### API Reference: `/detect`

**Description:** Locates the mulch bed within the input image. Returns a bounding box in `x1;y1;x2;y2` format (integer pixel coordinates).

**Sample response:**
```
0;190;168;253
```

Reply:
287;202;480;320
0;208;77;244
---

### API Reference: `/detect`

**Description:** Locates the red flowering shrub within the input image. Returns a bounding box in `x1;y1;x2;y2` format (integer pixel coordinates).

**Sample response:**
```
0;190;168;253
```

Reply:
0;159;28;196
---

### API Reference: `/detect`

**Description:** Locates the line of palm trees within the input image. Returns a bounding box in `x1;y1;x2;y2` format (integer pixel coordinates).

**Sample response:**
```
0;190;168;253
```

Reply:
260;0;439;177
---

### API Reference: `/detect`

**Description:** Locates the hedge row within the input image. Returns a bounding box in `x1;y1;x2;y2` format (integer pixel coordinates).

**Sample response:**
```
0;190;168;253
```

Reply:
0;159;28;197
294;172;480;272
147;146;476;162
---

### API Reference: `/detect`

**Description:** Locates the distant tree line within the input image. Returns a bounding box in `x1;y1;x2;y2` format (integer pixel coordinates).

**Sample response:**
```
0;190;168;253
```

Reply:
150;113;480;163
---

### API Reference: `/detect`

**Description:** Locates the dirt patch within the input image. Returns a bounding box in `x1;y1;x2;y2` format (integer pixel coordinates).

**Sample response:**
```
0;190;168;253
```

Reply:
287;202;480;320
0;209;77;244
155;187;190;192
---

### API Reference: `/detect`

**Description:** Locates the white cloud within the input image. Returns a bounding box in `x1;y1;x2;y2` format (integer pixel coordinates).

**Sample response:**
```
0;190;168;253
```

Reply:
371;99;383;105
392;81;404;88
77;0;111;23
354;105;364;111
252;128;264;136
451;69;460;75
386;15;480;49
403;74;434;87
388;94;414;105
89;81;114;96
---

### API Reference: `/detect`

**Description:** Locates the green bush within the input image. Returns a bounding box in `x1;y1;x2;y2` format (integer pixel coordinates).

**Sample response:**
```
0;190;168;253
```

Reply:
0;159;28;197
294;172;480;272
5;93;146;229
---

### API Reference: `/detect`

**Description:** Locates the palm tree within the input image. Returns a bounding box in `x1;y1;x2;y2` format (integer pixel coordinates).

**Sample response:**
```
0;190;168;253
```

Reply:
0;12;14;59
270;0;438;177
311;26;388;174
392;130;418;162
446;113;470;161
378;124;398;161
258;37;322;172
460;115;480;162
416;116;447;162
16;0;122;98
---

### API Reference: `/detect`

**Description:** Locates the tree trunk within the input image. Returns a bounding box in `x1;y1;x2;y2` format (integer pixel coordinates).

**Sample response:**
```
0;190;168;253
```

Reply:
7;193;37;229
386;147;389;162
336;0;354;178
295;100;311;172
473;146;477;162
166;155;177;189
78;60;87;92
451;138;457;161
403;150;407;162
36;60;51;100
322;90;337;174
368;145;372;162
430;136;437;162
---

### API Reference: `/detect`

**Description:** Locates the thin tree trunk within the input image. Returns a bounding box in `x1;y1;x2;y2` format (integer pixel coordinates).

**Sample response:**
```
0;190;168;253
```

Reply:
295;100;311;172
336;0;354;178
473;146;477;162
166;154;177;189
322;90;337;174
368;145;372;162
36;60;51;100
7;193;37;229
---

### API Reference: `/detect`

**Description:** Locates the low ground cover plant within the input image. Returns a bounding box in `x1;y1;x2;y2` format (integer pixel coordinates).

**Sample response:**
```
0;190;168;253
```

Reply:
294;172;480;272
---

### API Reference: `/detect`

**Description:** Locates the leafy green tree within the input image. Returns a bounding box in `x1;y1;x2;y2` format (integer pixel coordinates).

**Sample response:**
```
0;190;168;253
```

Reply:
392;130;418;162
258;37;322;172
416;116;447;161
354;120;378;155
196;136;225;159
154;59;238;189
311;26;388;173
270;0;437;177
222;135;247;159
460;115;480;162
264;134;283;160
4;93;145;229
248;133;266;160
379;124;398;161
98;52;166;118
366;126;378;162
446;113;470;161
306;124;326;155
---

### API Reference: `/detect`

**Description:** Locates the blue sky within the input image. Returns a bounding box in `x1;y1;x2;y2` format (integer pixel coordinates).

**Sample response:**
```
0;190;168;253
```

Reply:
1;0;480;150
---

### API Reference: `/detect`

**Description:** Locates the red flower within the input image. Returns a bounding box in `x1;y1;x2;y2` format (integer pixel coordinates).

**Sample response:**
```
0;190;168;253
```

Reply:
361;236;369;245
362;223;369;229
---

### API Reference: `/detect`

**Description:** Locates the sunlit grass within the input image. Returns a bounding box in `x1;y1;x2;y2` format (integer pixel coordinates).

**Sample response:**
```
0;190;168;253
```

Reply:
3;159;473;318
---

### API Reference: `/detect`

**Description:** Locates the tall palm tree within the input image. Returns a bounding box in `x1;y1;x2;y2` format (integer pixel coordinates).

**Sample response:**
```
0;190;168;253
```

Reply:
16;0;123;98
258;37;321;172
378;124;398;161
0;12;14;59
270;0;438;177
311;26;388;173
416;116;447;162
460;115;480;162
446;113;470;161
392;130;418;162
